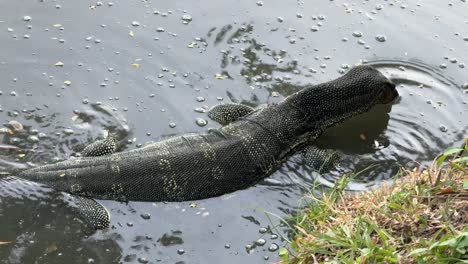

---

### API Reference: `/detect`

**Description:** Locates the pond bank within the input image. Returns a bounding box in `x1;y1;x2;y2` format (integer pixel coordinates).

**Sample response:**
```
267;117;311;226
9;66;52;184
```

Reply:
287;139;468;263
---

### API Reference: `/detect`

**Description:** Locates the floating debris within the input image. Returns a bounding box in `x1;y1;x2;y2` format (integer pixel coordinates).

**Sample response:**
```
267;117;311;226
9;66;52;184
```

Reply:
215;74;228;79
8;120;23;131
187;42;197;48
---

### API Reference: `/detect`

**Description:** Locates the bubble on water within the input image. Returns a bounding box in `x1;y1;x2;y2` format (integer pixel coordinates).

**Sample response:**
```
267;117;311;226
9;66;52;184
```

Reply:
196;118;208;127
182;14;192;23
256;1;263;6
177;249;185;255
375;35;387;42
263;256;269;260
137;257;148;264
63;128;74;135
140;213;151;220
439;125;448;133
311;26;319;32
131;21;140;27
439;63;447;69
268;243;279;252
10;91;17;96
255;238;266;246
449;58;458;63
23;34;30;39
156;27;165;32
196;96;205;102
296;13;303;18
169;122;176;128
259;227;268;234
27;135;39;143
194;107;206;113
352;31;363;37
94;39;101;44
277;17;284;23
127;222;133;227
23;16;32;22
224;244;231;249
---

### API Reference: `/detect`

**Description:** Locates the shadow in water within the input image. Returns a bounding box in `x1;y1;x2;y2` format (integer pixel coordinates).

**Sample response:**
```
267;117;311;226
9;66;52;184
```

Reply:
0;177;122;264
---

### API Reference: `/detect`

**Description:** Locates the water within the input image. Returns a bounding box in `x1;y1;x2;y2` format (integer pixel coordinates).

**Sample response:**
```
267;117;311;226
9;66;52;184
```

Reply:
0;0;467;263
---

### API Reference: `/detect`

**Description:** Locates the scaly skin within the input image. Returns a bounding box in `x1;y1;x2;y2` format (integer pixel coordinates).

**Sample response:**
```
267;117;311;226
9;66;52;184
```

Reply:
17;65;398;202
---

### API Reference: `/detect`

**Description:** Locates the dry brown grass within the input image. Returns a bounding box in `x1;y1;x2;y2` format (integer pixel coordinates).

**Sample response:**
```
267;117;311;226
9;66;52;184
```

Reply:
291;161;468;264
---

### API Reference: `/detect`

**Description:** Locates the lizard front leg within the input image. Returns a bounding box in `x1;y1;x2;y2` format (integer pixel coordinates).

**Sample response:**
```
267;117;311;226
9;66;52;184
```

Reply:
207;103;254;125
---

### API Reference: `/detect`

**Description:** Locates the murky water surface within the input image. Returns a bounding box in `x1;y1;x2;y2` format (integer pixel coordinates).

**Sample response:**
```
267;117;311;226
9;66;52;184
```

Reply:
0;0;467;263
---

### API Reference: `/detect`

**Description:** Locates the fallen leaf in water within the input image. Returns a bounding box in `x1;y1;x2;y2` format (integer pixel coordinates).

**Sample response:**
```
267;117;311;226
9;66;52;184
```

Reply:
54;61;64;67
131;63;140;68
53;24;62;28
71;115;79;121
129;30;134;37
63;80;71;86
0;241;13;245
18;153;26;158
46;242;58;254
359;134;367;140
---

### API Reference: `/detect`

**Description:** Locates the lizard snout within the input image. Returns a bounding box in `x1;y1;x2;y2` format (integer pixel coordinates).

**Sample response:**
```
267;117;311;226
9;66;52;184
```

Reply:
378;81;399;104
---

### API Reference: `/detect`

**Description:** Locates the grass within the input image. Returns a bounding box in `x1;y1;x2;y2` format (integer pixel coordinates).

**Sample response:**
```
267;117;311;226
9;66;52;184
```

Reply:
285;138;468;264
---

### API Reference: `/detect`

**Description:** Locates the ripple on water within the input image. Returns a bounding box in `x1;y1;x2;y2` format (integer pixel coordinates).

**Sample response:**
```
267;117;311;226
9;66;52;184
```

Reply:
316;59;467;190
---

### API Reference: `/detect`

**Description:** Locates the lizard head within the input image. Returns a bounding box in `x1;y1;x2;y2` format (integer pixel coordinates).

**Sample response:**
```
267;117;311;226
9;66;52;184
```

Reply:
341;65;398;106
284;65;399;135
